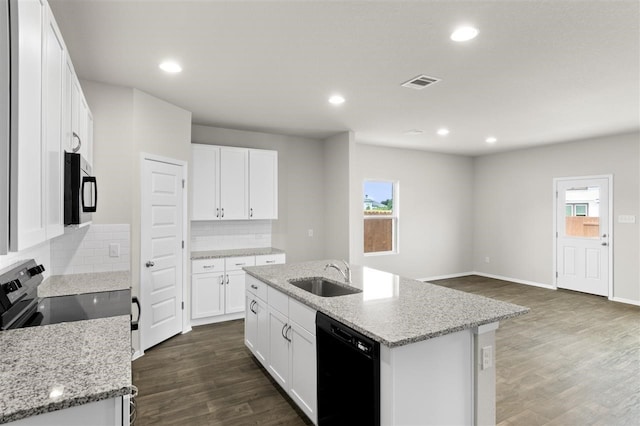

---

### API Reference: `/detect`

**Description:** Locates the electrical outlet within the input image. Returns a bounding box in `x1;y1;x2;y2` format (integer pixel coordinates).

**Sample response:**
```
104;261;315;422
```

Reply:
481;346;493;370
109;243;120;258
308;229;314;237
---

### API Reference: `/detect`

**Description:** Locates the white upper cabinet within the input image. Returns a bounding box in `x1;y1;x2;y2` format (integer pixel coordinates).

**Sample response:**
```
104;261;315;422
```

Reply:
9;0;93;251
190;144;278;221
249;149;278;220
42;1;65;240
9;0;46;251
219;147;249;220
191;144;219;220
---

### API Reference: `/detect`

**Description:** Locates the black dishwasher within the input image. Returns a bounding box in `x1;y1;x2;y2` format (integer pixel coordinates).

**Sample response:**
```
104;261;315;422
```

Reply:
316;312;380;426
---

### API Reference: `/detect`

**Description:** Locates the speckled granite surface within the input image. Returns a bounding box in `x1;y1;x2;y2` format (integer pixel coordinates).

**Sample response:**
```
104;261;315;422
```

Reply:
39;271;131;298
191;247;285;260
244;260;529;348
0;316;132;424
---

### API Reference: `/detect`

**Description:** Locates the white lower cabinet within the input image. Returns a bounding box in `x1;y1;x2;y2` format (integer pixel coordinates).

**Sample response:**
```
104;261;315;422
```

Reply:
8;397;126;425
192;253;285;326
246;278;317;424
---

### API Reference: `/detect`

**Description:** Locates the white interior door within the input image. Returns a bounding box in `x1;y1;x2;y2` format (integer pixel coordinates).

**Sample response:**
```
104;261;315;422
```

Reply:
556;177;611;297
141;158;184;350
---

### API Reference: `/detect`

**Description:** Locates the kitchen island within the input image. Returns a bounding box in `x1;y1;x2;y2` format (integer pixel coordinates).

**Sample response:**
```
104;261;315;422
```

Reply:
244;260;529;426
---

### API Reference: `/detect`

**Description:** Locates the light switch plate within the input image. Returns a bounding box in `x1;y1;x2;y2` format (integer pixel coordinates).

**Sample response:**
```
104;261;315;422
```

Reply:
109;243;120;258
618;215;636;224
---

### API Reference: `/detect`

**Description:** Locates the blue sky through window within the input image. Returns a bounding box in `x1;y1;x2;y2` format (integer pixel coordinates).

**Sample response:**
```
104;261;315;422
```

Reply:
364;181;393;203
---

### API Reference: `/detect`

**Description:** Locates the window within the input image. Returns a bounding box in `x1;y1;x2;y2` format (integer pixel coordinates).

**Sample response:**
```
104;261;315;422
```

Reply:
363;180;398;254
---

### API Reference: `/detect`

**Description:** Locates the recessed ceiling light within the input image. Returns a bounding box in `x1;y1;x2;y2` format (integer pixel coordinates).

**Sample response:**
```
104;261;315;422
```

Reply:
437;128;450;136
485;136;497;144
159;61;182;73
328;95;345;105
451;26;479;42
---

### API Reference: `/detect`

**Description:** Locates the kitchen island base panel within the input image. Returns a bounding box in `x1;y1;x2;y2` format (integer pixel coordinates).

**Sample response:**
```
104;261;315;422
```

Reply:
380;328;473;426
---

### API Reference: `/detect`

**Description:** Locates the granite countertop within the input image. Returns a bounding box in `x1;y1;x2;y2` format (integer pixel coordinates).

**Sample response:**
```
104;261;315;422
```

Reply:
0;316;132;424
38;271;131;298
191;247;285;260
244;260;529;348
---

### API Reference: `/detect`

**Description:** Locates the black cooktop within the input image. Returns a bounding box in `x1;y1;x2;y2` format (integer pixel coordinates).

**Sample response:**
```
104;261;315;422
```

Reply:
23;289;131;327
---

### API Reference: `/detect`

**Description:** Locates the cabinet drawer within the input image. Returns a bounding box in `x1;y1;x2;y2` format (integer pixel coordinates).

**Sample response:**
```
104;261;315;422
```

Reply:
226;256;256;271
192;258;225;274
246;274;268;301
268;286;288;315
289;298;316;335
255;253;286;266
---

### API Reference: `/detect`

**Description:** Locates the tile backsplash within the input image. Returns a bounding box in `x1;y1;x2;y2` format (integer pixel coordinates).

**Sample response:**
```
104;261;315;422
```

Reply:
50;224;130;275
191;220;272;251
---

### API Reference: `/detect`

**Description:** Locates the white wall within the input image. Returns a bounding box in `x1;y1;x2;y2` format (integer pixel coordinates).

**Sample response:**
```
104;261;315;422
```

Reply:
323;131;353;260
350;144;475;279
191;125;325;263
82;81;192;353
474;131;639;302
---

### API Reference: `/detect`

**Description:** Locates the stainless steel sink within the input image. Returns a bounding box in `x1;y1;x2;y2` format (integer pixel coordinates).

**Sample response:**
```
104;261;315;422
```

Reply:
288;277;362;297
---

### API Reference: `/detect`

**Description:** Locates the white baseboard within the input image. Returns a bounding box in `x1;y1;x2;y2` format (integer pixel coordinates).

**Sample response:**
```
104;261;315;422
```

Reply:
419;272;475;282
132;350;144;361
182;325;193;334
610;296;640;306
472;271;556;290
190;312;244;327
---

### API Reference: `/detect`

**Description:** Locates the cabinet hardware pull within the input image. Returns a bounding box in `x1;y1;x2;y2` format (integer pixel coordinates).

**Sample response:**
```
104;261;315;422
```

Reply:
266;260;275;264
221;208;224;218
216;208;220;218
220;276;224;285
235;263;245;266
286;325;292;342
250;208;253;218
72;132;82;153
281;323;289;341
250;284;258;290
226;275;230;285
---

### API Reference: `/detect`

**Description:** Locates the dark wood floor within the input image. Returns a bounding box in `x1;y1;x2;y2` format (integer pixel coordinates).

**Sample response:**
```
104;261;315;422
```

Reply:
133;276;639;425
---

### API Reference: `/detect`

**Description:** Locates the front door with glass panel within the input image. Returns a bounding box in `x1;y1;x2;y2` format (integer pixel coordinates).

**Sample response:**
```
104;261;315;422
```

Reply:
555;177;610;297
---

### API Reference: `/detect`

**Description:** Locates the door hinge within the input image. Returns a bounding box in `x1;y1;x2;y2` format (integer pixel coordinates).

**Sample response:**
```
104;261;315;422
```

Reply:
556;190;558;198
182;179;185;188
556;231;558;238
181;301;184;310
182;240;184;249
555;271;558;278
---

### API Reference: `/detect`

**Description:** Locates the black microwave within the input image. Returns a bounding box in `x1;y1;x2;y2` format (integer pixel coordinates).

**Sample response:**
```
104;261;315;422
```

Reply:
64;152;97;226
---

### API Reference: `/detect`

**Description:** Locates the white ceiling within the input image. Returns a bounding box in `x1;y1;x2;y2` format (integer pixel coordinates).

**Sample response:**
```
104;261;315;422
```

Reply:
49;0;639;156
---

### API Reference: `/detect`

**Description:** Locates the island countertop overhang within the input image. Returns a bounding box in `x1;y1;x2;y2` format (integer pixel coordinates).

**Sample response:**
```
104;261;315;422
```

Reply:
244;260;529;348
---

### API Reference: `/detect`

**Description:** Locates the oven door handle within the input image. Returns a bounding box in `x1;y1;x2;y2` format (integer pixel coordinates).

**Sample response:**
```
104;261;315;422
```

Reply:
81;176;98;213
131;296;140;331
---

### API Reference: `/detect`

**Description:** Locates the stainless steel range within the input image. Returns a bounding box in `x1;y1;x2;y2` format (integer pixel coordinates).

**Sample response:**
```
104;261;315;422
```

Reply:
0;260;135;330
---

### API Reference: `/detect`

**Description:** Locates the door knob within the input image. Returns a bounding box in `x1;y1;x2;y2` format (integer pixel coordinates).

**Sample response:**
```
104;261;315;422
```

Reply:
145;261;155;268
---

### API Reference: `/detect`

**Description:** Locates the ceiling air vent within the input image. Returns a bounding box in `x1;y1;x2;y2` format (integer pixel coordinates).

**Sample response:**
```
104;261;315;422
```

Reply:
401;75;441;90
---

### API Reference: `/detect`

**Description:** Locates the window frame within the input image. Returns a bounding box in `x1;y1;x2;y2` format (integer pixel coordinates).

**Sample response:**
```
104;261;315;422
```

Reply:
363;179;399;256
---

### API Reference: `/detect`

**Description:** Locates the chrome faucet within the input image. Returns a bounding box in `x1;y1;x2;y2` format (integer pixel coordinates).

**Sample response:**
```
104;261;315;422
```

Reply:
324;260;351;283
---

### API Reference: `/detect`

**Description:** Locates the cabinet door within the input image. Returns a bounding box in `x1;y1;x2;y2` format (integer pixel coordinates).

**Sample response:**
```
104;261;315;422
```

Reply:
255;297;269;366
219;147;248;220
225;270;247;314
289;322;317;424
191;273;224;319
9;0;46;251
190;144;219;220
62;56;74;152
245;295;268;366
249;149;278;219
267;306;289;388
245;295;258;353
42;4;65;239
86;111;93;166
